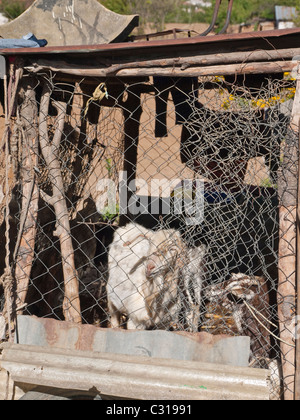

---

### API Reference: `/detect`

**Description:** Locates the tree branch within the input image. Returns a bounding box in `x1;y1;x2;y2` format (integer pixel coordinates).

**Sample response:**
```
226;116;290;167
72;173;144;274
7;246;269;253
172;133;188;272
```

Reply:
39;81;81;324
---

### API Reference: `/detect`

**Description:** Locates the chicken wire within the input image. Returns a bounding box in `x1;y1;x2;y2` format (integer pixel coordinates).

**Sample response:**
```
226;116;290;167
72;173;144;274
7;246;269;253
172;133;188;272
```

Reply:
0;69;297;399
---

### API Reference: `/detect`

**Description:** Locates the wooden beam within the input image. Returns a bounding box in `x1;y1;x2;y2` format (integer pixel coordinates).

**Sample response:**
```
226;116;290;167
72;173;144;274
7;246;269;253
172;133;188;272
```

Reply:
296;121;300;401
14;78;39;316
278;64;300;400
114;61;295;78
39;82;81;324
25;59;296;79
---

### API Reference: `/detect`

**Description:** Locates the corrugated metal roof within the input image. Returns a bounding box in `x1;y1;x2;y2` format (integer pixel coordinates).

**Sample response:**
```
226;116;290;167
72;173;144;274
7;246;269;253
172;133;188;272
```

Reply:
1;27;300;58
0;342;271;400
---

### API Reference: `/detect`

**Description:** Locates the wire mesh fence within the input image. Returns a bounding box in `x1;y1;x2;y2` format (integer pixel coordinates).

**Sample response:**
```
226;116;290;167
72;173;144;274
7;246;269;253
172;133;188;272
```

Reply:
0;67;298;399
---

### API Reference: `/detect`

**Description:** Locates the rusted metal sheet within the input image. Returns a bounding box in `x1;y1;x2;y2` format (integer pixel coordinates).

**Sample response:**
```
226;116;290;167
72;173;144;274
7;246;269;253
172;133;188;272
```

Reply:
15;315;251;367
1;27;300;58
1;27;299;82
0;343;270;400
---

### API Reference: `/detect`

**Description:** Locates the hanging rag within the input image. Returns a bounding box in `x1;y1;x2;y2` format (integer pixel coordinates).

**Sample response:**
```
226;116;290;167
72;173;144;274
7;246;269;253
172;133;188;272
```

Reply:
83;82;108;119
153;76;199;138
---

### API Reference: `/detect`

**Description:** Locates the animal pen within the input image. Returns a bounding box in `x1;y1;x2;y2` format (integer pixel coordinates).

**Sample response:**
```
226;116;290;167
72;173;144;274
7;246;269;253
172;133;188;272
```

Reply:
1;27;300;400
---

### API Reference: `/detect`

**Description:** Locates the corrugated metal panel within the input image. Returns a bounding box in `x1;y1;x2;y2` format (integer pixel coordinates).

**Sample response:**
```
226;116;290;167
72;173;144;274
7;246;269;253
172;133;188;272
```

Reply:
0;343;270;400
15;315;251;367
0;368;25;401
275;6;297;22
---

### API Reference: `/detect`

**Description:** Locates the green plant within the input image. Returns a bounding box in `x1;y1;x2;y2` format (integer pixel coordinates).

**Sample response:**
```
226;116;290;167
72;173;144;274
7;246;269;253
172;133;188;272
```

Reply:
0;0;26;20
99;158;120;224
101;203;120;223
100;0;130;15
261;177;277;189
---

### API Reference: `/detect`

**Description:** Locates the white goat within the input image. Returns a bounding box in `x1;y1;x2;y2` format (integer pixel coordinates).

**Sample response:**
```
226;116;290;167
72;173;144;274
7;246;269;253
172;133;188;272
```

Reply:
107;223;197;330
107;223;151;329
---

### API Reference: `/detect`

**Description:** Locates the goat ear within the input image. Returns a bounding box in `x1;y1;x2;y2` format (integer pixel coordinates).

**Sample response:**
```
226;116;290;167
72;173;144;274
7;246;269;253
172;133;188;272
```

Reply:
129;256;147;275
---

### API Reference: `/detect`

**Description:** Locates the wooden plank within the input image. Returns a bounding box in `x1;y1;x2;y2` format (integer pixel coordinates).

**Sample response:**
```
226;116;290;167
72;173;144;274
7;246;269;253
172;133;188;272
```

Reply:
106;46;300;72
14;78;39;315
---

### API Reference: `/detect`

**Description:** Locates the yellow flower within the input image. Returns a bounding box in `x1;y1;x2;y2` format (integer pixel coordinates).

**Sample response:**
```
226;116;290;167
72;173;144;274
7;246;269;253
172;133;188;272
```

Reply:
215;75;225;82
284;72;296;81
255;99;267;108
221;100;230;109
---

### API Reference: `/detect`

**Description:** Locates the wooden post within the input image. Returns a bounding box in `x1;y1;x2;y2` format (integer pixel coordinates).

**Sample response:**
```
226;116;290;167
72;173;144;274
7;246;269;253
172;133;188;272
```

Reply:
296;120;300;400
278;65;300;400
39;82;81;324
14;78;39;314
